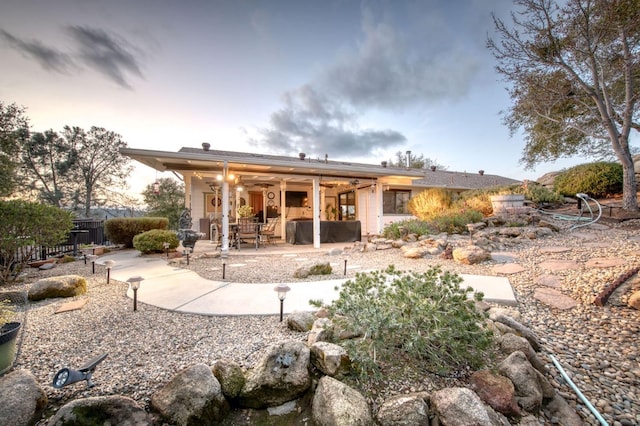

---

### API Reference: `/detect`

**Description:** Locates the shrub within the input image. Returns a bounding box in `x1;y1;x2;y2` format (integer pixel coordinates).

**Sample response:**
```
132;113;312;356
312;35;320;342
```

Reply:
408;188;453;221
382;219;431;239
133;229;180;254
105;217;169;248
312;266;493;378
428;209;484;234
553;162;623;198
0;200;73;285
456;190;493;216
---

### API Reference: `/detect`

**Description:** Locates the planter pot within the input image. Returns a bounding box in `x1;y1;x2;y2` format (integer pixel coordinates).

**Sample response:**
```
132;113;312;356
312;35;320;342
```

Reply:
0;322;21;375
490;194;525;214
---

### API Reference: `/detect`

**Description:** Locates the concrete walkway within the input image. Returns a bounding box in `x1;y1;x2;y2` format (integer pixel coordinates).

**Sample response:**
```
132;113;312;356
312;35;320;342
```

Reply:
98;244;517;316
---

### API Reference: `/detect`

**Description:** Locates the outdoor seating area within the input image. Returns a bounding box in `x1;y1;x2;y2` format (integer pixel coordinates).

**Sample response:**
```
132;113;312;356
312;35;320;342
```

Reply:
209;217;281;250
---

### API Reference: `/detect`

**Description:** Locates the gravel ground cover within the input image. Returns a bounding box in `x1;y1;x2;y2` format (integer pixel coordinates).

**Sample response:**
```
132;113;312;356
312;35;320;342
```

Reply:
5;216;640;425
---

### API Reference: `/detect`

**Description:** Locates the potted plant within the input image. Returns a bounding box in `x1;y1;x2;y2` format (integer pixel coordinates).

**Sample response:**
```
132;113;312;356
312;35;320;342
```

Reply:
0;298;21;375
237;205;254;218
489;184;527;215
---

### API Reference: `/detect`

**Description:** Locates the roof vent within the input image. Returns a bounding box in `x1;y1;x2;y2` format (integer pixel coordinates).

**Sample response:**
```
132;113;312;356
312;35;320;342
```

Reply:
299;152;306;160
381;161;387;168
202;142;211;151
478;170;485;176
430;165;436;171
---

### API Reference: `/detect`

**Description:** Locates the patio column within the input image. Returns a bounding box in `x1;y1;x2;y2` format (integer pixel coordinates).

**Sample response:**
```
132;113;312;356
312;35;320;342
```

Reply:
221;161;230;257
312;177;320;248
376;180;384;235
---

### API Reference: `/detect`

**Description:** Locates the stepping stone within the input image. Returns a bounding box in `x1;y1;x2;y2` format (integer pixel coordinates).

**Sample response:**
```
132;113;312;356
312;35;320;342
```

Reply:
539;260;581;271
492;263;525;274
583;242;611;248
491;252;519;263
539;246;571;254
230;263;247;268
533;288;578;310
535;274;562;288
55;299;88;314
586;223;610;230
585;258;626;268
570;232;597;240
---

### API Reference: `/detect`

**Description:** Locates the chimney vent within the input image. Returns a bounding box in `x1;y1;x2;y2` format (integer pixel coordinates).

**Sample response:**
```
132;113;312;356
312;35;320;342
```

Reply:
299;152;306;160
202;142;211;151
381;161;387;168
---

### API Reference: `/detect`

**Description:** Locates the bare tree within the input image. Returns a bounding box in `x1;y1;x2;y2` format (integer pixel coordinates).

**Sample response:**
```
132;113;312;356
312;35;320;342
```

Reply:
488;0;639;210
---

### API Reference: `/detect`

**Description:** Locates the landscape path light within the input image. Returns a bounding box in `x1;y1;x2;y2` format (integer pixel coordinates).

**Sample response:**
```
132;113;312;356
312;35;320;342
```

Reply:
86;254;97;274
126;276;144;311
52;353;108;389
103;260;115;284
163;242;170;258
183;248;192;265
273;284;290;322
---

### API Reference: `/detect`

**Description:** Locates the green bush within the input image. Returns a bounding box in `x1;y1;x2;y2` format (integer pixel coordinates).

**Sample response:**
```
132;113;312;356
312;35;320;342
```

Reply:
428;209;484;234
0;200;74;284
132;229;179;254
105;217;169;248
408;188;453;221
553;162;623;198
382;219;431;239
312;266;493;378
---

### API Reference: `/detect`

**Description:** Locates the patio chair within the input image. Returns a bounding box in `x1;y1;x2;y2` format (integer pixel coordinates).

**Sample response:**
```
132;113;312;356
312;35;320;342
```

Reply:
236;217;259;250
258;217;279;247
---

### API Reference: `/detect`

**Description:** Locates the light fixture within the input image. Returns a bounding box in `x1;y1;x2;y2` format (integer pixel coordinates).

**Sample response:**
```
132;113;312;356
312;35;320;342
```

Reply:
153;181;160;195
163;242;170;258
273;284;291;322
52;353;108;389
183;248;192;265
126;276;144;311
86;254;97;274
104;260;115;284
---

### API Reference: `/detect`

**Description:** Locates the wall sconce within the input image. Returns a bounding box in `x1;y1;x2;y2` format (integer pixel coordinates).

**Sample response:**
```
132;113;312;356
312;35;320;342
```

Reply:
86;254;97;274
273;284;291;322
52;353;108;389
104;260;115;284
126;276;144;311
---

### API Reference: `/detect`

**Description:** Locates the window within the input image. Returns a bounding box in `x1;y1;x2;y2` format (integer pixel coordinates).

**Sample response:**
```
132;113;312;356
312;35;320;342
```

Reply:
383;190;411;214
338;191;356;220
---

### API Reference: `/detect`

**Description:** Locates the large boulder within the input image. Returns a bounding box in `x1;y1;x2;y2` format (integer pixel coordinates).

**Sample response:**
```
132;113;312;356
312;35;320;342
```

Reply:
376;392;430;425
312;375;373;425
452;245;490;265
310;341;350;378
430;387;510;426
287;311;316;332
28;275;87;301
542;394;584;426
308;317;333;346
237;340;311;409
0;369;47;426
212;359;245;400
498;351;555;412
627;290;640;310
498;333;546;373
151;363;229;425
469;370;521;417
48;395;150;425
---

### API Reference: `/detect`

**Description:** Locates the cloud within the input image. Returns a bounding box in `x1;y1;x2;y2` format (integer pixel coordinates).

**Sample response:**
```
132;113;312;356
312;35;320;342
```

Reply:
254;85;406;157
0;29;71;73
66;26;143;89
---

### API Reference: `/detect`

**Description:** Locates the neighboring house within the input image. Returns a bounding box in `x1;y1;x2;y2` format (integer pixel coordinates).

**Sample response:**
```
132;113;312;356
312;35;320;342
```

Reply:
120;144;519;250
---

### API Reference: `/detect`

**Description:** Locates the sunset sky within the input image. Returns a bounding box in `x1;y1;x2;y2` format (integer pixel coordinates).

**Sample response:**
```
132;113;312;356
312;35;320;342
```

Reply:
1;0;592;197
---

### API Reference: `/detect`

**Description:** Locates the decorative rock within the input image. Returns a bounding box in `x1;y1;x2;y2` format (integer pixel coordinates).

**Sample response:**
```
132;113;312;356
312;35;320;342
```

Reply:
151;363;229;425
498;351;555;412
535;274;562;288
0;369;47;426
498;333;546;373
628;291;640;310
310;341;350;377
430;387;508;426
469;370;521;417
542;394;584;426
308;317;332;346
212;359;245;399
312;376;373;426
453;245;490;265
538;260;581;271
402;247;426;259
533;288;578;310
492;263;526;274
49;395;150;426
376;392;430;425
585;257;626;268
237;341;311;409
287;311;316;331
28;275;87;301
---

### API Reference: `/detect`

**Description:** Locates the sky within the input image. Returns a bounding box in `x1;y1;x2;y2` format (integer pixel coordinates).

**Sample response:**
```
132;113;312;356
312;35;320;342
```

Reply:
1;0;591;198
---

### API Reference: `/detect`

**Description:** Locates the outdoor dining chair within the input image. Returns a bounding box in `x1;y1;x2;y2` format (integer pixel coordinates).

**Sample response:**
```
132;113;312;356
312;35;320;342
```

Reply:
258;217;279;247
236;217;259;250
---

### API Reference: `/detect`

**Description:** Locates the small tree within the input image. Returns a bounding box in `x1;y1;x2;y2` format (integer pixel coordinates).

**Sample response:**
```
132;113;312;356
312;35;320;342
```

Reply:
0;200;73;284
0;101;30;197
142;177;185;230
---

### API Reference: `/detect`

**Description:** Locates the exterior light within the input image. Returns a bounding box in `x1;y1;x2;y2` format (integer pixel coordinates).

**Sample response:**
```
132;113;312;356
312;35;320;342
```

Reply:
86;254;97;274
52;353;108;389
104;260;115;284
126;276;144;311
273;284;291;322
183;248;192;265
153;181;160;194
163;242;170;258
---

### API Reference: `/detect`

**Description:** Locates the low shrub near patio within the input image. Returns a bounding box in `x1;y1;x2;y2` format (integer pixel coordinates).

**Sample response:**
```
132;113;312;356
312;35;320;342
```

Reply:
105;217;169;248
408;188;453;221
428;209;484;234
382;219;431;239
133;229;179;254
311;266;493;378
